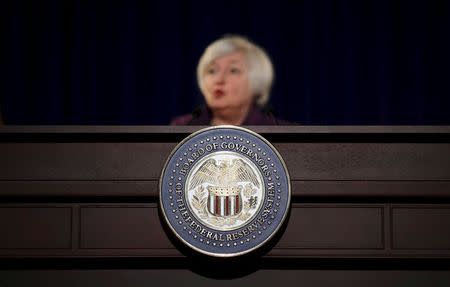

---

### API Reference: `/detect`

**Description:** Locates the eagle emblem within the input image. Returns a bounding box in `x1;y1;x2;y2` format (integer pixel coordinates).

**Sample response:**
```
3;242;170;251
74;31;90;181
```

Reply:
189;158;260;218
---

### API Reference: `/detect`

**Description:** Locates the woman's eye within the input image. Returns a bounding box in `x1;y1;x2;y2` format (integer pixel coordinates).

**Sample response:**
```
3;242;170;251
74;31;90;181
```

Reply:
206;67;216;74
230;67;241;74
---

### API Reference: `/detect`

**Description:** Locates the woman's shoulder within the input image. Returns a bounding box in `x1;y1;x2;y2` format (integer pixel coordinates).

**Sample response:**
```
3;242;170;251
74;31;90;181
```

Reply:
170;106;211;125
245;105;297;125
170;114;194;125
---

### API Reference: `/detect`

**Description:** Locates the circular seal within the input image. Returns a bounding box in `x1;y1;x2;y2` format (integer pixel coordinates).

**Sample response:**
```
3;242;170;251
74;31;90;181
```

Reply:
159;126;291;257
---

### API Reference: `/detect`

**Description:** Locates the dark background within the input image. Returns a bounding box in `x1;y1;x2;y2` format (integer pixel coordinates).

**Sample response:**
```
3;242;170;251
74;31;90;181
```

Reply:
1;0;449;125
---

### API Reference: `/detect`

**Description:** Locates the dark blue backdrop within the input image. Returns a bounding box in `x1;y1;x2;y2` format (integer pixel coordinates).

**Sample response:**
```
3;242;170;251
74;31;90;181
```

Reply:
1;0;449;125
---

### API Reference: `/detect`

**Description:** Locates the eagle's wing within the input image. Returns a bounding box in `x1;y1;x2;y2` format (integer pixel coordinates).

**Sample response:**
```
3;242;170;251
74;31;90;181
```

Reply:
229;159;260;188
189;159;219;190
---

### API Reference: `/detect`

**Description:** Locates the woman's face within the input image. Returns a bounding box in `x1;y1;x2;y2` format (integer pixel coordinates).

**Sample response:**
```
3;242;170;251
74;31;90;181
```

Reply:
202;51;253;113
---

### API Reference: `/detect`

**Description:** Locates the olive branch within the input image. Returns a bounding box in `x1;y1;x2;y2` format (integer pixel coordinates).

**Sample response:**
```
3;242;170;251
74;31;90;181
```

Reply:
191;186;208;219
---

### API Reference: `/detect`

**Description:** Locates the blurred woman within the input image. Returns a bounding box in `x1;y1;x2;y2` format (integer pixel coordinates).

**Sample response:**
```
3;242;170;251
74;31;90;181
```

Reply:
172;35;289;125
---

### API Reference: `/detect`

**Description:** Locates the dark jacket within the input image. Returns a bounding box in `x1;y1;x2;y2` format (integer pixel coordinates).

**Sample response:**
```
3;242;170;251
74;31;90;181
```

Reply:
171;105;293;125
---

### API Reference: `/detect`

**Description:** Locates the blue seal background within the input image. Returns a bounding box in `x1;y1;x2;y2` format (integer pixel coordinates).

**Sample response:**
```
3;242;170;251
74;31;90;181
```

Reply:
160;127;290;257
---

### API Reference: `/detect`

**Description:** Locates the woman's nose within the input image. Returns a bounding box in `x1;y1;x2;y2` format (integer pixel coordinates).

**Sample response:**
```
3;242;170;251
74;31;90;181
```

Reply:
214;70;226;84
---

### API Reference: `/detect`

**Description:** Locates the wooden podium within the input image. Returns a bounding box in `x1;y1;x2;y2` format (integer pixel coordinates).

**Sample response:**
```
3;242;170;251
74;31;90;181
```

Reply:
1;126;450;286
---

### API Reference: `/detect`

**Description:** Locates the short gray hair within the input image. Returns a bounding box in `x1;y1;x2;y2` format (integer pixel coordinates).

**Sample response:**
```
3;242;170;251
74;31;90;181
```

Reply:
197;35;274;107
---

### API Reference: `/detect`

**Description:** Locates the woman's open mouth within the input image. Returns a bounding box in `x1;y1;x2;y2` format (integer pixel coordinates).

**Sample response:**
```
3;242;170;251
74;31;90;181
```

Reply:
214;89;225;98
